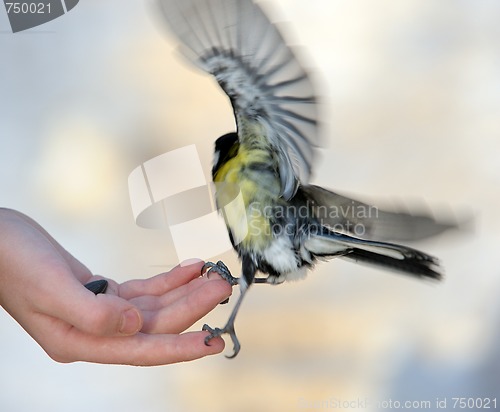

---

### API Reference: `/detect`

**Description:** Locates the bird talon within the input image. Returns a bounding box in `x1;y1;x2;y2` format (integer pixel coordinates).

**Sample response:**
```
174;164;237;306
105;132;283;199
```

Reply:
202;322;241;358
202;324;221;345
202;261;239;286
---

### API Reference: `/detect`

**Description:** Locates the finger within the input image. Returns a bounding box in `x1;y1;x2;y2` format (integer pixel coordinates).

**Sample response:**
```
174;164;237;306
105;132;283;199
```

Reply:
140;278;232;334
118;259;205;300
128;274;218;311
39;322;225;365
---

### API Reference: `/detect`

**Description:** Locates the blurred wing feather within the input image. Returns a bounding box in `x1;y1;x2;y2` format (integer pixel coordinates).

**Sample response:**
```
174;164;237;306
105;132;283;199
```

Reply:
157;0;320;199
302;185;459;242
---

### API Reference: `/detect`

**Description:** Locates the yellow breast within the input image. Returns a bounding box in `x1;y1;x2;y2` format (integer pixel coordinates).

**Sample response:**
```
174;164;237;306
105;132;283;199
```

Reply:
214;142;279;251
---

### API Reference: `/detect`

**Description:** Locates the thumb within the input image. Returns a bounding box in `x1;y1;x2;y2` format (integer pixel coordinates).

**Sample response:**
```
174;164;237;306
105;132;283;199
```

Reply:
40;279;143;337
85;294;143;337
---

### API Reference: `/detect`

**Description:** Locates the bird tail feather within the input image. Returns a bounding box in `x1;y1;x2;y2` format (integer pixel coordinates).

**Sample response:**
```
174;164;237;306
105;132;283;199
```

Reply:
305;231;442;280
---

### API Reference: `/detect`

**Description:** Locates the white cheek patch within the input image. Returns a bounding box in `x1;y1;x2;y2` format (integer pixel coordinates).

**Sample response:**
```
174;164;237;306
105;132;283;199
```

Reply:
212;150;220;169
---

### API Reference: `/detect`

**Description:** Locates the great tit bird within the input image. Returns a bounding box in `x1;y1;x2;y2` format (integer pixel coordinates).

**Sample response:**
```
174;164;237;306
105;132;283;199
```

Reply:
157;0;453;358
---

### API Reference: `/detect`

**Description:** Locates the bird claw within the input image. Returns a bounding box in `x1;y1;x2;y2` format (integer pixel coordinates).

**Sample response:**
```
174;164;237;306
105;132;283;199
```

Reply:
203;322;241;359
202;261;239;286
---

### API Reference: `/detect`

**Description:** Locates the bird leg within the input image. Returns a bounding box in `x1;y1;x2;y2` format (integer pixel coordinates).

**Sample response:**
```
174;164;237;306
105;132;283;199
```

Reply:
203;283;250;359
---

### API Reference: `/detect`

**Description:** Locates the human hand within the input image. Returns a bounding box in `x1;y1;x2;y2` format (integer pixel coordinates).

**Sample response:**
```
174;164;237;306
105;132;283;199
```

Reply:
0;209;232;365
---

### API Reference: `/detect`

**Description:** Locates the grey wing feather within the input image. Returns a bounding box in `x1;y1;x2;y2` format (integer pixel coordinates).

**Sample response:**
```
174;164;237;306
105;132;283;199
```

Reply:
157;0;320;199
302;185;459;242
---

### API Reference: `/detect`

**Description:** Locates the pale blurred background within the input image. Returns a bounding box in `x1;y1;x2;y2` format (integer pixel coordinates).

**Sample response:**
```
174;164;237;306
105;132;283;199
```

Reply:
1;0;499;411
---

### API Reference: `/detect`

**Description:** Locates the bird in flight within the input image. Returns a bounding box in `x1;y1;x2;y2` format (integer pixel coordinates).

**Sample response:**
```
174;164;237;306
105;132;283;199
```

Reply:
157;0;452;358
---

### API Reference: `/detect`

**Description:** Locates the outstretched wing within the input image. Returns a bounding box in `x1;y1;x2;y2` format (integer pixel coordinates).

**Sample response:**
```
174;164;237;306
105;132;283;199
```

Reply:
302;185;459;242
157;0;320;199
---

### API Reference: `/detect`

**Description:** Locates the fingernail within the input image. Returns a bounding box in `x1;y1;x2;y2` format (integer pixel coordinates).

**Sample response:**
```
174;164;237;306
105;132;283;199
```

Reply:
180;258;203;267
119;308;141;335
